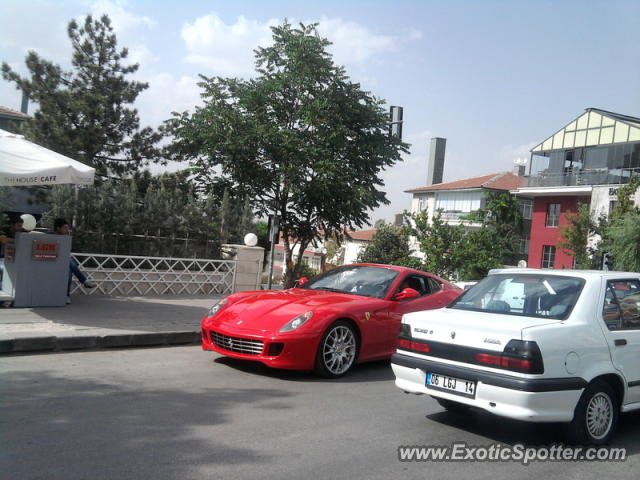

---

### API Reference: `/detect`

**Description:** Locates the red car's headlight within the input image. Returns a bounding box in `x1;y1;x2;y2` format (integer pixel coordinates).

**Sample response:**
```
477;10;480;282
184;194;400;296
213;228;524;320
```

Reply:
208;298;228;317
279;311;314;332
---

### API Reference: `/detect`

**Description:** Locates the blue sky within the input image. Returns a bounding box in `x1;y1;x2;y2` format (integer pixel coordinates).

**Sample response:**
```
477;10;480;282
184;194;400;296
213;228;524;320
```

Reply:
1;0;639;224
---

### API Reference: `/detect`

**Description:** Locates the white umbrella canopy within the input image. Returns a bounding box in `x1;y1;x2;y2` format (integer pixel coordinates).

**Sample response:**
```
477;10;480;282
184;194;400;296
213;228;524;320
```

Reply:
0;129;95;186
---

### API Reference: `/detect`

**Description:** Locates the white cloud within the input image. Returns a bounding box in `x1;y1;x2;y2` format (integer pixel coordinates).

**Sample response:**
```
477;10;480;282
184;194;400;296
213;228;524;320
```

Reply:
180;14;422;76
88;0;156;33
87;0;157;67
0;1;71;60
317;17;396;65
181;14;278;76
498;141;537;168
136;73;201;127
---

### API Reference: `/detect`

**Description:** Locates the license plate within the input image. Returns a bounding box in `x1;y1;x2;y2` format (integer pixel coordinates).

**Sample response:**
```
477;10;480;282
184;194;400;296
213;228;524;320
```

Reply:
426;372;476;397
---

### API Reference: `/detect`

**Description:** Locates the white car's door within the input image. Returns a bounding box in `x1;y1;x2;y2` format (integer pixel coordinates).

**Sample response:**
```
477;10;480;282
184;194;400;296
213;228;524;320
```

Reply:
601;278;640;405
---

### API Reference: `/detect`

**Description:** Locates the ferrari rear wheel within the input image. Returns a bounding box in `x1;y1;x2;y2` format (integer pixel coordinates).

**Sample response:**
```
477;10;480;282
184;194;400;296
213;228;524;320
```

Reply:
315;321;358;378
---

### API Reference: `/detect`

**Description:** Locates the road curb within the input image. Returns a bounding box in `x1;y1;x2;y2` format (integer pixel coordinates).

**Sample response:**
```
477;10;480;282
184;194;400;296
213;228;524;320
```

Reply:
0;331;201;355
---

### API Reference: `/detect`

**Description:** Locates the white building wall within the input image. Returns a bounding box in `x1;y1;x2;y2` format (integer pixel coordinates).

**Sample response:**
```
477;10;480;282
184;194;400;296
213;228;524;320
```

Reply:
343;240;367;265
588;184;640;251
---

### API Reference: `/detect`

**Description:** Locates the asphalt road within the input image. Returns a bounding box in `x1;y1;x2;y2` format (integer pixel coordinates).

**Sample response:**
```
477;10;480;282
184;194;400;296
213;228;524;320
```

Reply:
2;346;639;480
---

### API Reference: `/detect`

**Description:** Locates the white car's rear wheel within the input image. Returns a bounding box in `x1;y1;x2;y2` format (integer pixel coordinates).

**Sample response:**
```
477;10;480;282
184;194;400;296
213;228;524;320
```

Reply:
566;380;618;445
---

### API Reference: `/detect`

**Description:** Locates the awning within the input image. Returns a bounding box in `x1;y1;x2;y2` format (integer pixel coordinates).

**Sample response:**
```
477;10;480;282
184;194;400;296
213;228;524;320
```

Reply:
0;129;95;186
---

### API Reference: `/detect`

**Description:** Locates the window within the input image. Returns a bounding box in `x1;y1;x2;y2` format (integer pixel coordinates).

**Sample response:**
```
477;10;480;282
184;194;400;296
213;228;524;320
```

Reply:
418;196;428;211
520;199;533;220
448;274;584;320
398;275;429;296
546;203;560;227
435;191;481;213
519;238;530;255
609;200;618;215
427;277;441;294
541;245;556;268
602;280;640;330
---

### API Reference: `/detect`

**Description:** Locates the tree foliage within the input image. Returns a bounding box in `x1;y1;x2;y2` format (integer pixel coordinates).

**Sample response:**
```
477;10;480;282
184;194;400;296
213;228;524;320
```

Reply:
464;191;523;264
559;203;595;269
165;22;408;287
2;14;160;177
356;223;418;268
608;211;640;273
40;170;255;258
324;233;345;266
559;177;639;271
408;193;523;280
409;210;465;279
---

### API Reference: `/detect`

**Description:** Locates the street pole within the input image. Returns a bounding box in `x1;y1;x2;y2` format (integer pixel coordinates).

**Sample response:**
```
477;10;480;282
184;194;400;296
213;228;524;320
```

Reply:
267;214;279;290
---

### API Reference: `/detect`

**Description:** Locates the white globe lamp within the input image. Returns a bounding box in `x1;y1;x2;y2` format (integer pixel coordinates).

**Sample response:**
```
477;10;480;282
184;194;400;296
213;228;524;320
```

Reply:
20;214;37;231
244;233;258;247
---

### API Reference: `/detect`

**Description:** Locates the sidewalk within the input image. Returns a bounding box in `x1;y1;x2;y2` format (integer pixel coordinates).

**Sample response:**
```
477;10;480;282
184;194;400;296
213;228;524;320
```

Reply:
0;294;220;354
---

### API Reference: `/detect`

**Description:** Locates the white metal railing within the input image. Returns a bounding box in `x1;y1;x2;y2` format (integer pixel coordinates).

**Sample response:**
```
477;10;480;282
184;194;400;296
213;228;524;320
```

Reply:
70;253;236;296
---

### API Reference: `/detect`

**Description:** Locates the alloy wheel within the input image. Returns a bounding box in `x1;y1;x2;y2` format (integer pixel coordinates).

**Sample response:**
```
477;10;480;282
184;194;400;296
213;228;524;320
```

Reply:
586;392;614;440
322;325;356;375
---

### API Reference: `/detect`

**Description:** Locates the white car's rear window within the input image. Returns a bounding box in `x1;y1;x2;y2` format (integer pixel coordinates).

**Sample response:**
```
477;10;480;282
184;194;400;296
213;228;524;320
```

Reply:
448;274;585;320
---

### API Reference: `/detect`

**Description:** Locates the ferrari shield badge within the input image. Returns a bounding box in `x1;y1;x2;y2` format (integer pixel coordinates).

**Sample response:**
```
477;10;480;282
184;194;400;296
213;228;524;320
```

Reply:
365;312;371;321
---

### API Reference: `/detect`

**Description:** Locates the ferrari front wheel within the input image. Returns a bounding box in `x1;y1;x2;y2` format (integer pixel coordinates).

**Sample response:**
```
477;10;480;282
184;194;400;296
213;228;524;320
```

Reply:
315;321;358;378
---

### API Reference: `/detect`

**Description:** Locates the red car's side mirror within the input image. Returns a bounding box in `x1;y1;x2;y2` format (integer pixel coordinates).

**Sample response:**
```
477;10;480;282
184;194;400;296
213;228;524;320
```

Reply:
395;287;420;301
297;277;309;287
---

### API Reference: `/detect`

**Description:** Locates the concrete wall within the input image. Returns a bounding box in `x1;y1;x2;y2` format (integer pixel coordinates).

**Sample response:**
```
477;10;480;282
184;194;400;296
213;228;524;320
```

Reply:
222;244;264;292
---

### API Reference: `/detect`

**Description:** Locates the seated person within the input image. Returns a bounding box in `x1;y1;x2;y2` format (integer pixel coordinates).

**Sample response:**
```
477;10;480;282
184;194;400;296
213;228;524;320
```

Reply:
0;216;24;247
52;218;96;303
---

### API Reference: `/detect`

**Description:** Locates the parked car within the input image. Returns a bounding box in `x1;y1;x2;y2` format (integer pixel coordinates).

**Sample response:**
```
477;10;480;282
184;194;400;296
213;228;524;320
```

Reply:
391;269;640;444
202;264;462;377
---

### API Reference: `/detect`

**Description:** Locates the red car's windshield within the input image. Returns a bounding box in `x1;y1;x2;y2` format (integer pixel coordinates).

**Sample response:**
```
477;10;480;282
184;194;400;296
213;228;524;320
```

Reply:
303;265;398;299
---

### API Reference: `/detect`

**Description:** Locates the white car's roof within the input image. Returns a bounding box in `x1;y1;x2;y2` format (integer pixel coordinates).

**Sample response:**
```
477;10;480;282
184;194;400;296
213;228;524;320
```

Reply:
488;268;640;280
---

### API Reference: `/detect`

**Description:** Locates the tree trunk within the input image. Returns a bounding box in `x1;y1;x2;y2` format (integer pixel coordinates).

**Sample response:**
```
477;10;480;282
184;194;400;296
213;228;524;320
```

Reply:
284;238;311;288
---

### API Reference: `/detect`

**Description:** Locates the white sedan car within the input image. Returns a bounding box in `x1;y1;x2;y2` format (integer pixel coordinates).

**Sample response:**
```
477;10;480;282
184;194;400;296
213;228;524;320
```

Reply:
391;269;640;444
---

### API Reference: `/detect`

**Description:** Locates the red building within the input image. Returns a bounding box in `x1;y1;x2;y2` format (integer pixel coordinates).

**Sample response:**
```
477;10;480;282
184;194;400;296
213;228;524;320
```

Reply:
513;108;640;269
527;194;589;269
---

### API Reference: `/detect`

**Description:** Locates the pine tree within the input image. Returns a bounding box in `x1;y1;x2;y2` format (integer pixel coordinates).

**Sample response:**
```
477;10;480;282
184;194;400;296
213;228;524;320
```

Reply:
2;14;161;177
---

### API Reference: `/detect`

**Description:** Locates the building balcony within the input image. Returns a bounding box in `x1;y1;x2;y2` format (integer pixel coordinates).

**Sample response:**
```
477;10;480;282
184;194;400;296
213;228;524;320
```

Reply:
526;167;640;188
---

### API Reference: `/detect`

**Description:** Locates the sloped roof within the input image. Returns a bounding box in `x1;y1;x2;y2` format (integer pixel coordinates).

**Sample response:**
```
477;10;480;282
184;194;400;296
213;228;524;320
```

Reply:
405;172;525;194
0;106;30;120
531;107;640;153
346;229;376;241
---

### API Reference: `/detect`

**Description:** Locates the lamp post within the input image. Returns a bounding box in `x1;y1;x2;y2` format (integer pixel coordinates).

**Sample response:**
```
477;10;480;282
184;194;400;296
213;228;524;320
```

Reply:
267;214;279;290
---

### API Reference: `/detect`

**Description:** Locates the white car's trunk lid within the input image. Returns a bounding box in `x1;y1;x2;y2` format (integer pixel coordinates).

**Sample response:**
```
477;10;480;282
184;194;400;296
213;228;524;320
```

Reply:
404;307;559;352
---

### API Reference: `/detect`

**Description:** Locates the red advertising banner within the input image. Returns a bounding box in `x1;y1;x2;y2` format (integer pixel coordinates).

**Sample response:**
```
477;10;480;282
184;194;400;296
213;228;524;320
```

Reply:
31;239;59;261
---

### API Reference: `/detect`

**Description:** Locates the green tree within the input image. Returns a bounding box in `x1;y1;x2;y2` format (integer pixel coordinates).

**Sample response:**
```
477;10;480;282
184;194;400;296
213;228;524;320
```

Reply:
457;228;505;280
559;203;595;269
609;177;640;224
165;22;408;287
356;224;416;267
2;14;160;177
325;233;345;266
409;210;465;279
608;211;640;272
594;177;640;268
40;170;226;257
464;192;523;264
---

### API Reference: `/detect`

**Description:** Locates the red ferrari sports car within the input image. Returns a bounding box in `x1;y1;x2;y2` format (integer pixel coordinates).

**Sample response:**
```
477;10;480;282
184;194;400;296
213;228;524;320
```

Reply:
201;264;462;377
